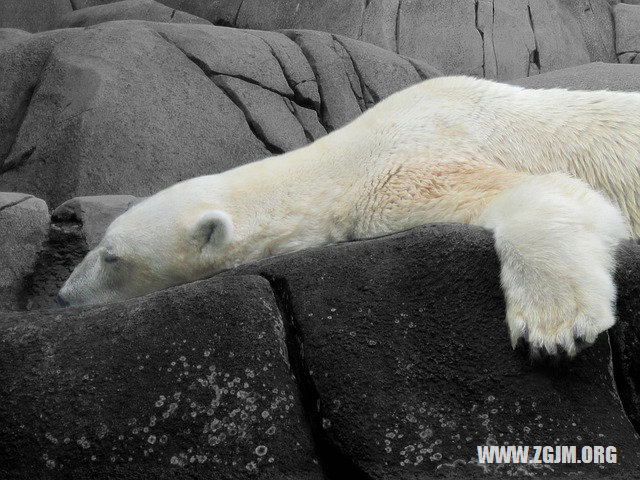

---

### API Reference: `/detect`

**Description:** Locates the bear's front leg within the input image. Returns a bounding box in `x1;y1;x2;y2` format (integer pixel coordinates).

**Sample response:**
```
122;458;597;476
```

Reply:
478;172;630;357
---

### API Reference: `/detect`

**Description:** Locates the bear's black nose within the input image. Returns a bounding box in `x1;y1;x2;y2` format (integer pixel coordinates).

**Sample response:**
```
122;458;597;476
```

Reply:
56;292;70;308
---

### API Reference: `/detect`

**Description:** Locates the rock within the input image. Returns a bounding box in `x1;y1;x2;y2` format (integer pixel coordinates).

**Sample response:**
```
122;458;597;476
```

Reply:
0;21;270;208
0;0;72;33
52;195;141;249
224;224;640;478
282;30;438;132
54;0;212;29
511;61;640;92
614;3;640;64
16;195;141;312
610;241;640;435
0;275;322;479
157;0;616;80
0;21;439;206
0;28;32;46
0;193;49;311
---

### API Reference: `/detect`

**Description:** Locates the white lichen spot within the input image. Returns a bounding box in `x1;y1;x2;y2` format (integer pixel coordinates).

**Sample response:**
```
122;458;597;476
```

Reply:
255;445;268;456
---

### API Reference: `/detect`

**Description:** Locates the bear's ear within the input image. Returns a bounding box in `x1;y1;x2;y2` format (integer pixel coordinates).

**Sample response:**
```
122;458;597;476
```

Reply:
191;210;233;251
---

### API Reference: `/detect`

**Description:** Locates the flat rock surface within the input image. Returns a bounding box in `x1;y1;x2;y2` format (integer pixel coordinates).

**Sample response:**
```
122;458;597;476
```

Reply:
0;0;72;32
0;192;49;311
0;275;322;479
54;0;212;29
0;21;439;207
511;61;640;91
226;224;640;478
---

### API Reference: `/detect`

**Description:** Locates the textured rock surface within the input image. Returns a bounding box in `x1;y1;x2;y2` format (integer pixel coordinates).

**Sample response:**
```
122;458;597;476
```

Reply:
511;61;640;91
611;242;640;435
130;0;616;80
226;224;640;478
55;0;212;29
0;0;72;33
0;21;439;207
53;195;140;249
0;193;49;311
614;3;640;63
0;275;322;479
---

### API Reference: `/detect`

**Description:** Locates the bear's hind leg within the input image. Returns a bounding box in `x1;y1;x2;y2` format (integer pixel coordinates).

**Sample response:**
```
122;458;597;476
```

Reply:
477;172;630;357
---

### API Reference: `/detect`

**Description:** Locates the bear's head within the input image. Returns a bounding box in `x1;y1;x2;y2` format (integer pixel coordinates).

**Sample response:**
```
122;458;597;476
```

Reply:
56;180;236;307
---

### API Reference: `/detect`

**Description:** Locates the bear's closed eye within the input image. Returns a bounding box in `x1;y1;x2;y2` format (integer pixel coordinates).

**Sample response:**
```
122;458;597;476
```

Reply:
104;253;119;263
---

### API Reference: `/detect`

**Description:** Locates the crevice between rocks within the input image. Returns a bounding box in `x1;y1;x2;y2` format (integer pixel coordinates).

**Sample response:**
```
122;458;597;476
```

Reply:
394;0;403;55
243;31;321;114
283;31;333;132
527;3;541;74
260;274;373;480
474;0;486;77
0;195;32;215
608;331;640;435
18;216;89;311
155;31;283;155
332;35;378;110
210;75;284;155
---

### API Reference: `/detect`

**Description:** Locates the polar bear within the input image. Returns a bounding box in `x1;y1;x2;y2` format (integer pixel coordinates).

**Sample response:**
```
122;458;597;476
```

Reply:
57;76;639;357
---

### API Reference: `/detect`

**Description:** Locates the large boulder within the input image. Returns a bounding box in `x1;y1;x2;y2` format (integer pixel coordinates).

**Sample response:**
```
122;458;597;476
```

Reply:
128;0;616;81
54;0;212;29
223;224;640;479
0;192;49;311
0;275;322;479
0;21;439;207
0;0;72;33
613;3;640;63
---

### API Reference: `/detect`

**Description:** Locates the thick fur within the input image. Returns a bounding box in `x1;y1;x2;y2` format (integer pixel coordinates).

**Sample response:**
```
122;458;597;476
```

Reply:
58;76;638;355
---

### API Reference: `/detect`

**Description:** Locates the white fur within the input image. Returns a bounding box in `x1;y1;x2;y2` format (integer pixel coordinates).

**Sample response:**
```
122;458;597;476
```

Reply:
59;76;638;355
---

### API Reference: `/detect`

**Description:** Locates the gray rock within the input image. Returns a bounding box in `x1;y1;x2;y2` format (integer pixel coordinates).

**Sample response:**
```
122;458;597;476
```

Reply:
52;195;141;249
156;0;616;80
511;61;640;92
0;192;49;311
0;21;440;206
0;0;72;32
0;275;322;479
0;21;270;208
614;3;640;63
54;0;212;29
610;241;640;436
225;223;640;478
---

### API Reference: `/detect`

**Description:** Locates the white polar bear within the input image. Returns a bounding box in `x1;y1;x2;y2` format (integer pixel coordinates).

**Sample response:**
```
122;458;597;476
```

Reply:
57;76;639;356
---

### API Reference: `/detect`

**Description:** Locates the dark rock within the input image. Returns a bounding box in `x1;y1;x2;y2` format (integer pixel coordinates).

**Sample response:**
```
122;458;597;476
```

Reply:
610;241;640;435
0;192;49;311
0;0;72;33
511;61;640;91
0;21;440;206
224;224;640;478
54;0;212;29
614;3;640;64
0;275;322;479
52;195;141;249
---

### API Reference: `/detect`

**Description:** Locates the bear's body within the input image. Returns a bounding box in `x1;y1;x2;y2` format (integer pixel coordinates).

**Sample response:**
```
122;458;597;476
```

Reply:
59;76;638;356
